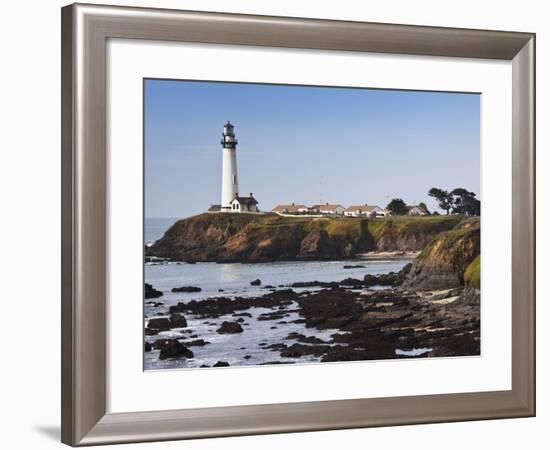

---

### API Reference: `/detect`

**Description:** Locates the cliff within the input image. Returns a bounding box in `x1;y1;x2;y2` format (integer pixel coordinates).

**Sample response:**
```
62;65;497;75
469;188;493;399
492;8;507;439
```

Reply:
402;217;480;290
146;213;463;263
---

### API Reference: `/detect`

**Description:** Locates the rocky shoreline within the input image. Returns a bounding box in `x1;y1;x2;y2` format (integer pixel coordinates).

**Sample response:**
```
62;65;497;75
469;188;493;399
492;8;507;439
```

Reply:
144;265;480;366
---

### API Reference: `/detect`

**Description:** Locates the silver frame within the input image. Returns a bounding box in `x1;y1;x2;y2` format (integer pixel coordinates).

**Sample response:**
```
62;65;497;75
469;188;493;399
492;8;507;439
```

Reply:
61;3;535;446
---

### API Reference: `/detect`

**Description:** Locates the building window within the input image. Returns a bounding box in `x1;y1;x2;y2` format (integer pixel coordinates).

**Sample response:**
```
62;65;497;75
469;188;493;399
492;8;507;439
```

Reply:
233;175;237;185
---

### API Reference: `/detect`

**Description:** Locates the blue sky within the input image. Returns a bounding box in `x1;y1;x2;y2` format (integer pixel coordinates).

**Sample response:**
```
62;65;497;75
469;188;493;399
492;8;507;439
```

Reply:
145;79;480;218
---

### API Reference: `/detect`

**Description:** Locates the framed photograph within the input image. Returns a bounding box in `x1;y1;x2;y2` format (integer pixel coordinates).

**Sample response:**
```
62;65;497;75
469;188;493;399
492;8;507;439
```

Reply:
61;3;535;446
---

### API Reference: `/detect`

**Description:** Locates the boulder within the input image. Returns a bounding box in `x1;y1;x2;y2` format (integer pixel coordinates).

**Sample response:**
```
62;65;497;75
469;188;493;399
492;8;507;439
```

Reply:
146;317;171;331
171;286;201;293
169;313;187;328
158;340;194;360
213;361;230;367
216;321;243;334
145;283;163;299
250;278;262;286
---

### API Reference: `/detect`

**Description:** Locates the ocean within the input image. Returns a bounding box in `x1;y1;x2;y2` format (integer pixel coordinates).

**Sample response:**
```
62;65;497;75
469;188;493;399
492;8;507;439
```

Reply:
144;218;411;370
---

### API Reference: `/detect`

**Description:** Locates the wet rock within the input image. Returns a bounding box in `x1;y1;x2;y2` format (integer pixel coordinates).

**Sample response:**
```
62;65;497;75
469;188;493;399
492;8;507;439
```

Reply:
182;339;209;347
286;332;327;344
266;343;288;351
236;318;245;323
171;285;201;293
158;340;194;360
145;283;163;299
144;342;152;352
340;277;364;288
169;313;187;328
250;278;262;286
343;264;366;269
146;317;171;331
213;361;230;367
280;343;330;358
257;312;286;321
243;355;252;360
216;321;243;334
145;300;164;307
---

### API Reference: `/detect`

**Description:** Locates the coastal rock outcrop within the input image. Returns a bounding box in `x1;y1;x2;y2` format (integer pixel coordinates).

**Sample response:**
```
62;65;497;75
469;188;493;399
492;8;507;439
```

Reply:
146;213;461;263
402;217;480;290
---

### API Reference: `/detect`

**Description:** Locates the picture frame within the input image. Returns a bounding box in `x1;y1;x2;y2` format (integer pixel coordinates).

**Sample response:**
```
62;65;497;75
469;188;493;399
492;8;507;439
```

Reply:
61;3;535;446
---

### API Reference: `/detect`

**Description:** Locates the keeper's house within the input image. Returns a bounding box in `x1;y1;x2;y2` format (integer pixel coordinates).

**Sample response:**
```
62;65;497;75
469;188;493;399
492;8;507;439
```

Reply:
230;193;260;212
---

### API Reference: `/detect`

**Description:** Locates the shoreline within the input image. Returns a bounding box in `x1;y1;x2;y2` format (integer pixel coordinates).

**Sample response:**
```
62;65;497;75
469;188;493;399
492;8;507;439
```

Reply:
146;252;419;265
144;267;479;368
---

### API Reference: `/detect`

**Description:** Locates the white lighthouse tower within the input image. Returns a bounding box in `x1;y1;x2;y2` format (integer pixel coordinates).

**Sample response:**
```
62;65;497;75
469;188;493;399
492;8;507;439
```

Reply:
220;121;239;211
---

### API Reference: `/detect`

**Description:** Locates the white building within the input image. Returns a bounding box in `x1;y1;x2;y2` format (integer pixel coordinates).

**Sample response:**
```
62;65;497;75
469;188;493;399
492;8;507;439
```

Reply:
313;203;345;215
220;121;239;211
230;194;259;212
208;122;260;214
272;203;308;214
407;205;428;216
343;204;390;217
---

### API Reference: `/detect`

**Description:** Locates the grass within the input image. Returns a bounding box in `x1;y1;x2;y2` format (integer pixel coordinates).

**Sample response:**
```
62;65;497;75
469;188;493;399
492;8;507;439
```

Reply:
464;255;481;288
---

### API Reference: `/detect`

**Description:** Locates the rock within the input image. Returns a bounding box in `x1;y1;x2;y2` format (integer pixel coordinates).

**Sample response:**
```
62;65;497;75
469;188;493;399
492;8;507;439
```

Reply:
145;300;164;307
243;355;252;360
250;279;262;286
171;286;201;293
158;340;194;360
182;339;209;347
343;264;366;269
402;218;480;290
169;313;187;328
145;283;163;299
144;342;152;352
213;361;230;367
340;277;363;286
280;343;330;358
216;321;243;334
146;317;171;331
286;332;327;344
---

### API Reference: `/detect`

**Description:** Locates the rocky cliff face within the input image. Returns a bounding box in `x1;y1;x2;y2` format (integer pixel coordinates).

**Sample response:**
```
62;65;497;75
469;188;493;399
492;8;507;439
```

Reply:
402;217;480;290
146;213;463;263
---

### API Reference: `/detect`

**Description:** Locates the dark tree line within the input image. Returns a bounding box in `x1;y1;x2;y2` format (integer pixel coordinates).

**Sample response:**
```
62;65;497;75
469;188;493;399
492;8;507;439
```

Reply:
428;187;480;216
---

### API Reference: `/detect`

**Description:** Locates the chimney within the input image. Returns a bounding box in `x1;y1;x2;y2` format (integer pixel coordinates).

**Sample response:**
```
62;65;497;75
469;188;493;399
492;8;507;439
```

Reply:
249;192;253;197
292;202;295;206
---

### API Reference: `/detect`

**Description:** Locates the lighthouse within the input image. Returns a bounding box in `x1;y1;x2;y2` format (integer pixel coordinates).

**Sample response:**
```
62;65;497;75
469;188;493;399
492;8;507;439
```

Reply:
220;121;239;210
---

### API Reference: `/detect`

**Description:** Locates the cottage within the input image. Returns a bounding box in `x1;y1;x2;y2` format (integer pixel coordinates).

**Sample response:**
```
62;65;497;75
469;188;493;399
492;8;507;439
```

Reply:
407;205;428;216
344;204;387;218
230;193;259;212
272;203;308;214
313;203;345;215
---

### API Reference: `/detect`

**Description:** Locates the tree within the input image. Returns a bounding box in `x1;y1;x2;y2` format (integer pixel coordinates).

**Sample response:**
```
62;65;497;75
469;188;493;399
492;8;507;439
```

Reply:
428;187;452;214
418;202;430;215
386;198;408;215
450;188;480;216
